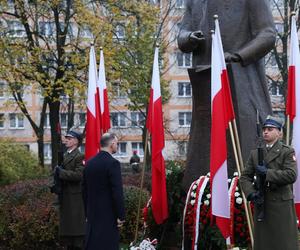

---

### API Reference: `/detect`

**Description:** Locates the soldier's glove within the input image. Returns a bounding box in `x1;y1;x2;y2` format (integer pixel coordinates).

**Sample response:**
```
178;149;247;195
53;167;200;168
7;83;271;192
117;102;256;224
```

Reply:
247;191;264;205
256;164;267;175
54;166;62;176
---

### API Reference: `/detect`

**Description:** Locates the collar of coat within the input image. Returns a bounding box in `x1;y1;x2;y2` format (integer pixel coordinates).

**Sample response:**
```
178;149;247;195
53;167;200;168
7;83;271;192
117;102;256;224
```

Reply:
63;148;80;166
264;139;282;164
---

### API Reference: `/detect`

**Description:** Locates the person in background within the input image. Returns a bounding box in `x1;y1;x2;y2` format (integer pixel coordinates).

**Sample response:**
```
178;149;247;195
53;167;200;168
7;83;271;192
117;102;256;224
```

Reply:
240;116;299;250
56;129;85;250
82;133;125;250
130;150;140;173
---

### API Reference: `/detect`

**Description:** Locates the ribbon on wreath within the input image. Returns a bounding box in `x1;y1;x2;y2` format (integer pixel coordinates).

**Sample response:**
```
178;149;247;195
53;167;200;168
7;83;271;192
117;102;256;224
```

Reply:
228;176;239;245
182;175;209;250
182;179;197;249
192;176;209;250
143;197;152;227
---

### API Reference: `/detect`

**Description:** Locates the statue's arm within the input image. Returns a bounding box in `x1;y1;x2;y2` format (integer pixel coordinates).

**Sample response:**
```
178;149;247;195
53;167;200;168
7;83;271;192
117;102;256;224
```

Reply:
177;0;202;53
236;0;276;66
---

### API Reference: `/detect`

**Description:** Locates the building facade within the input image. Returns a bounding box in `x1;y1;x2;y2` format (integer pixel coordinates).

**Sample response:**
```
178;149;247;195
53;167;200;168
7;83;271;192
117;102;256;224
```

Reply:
0;0;288;165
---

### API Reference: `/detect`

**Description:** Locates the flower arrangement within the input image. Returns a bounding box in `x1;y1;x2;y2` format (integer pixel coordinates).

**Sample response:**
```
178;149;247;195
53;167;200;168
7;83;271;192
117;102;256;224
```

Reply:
183;173;252;249
130;238;158;250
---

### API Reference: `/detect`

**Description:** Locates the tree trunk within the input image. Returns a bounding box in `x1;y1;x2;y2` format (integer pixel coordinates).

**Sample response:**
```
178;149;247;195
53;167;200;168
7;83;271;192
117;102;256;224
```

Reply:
37;133;44;168
67;95;75;130
49;100;60;169
142;124;151;171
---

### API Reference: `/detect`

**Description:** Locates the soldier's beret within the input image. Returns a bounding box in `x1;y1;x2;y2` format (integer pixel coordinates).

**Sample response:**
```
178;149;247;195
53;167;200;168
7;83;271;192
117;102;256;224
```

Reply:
65;130;82;141
263;115;284;130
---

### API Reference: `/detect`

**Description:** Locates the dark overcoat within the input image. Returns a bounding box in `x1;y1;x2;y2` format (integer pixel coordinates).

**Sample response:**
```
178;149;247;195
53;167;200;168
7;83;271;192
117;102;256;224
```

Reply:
82;151;125;250
59;148;86;238
240;140;299;250
177;0;276;189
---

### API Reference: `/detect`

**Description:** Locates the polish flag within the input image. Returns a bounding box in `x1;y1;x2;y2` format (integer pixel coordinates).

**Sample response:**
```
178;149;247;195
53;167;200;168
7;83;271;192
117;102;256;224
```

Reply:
85;45;101;161
97;48;111;133
286;15;300;219
146;46;168;224
210;17;232;239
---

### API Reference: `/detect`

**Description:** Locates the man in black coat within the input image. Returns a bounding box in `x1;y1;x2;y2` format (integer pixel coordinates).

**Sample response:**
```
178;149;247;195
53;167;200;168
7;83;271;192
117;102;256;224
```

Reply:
82;133;125;250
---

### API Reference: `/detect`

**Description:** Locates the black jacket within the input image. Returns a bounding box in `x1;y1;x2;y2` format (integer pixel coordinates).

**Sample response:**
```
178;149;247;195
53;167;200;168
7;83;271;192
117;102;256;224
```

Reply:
82;151;125;250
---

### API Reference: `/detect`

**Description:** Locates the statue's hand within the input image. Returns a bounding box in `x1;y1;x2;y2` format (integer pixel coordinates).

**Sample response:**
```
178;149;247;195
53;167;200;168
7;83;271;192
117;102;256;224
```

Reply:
224;52;241;63
189;30;205;42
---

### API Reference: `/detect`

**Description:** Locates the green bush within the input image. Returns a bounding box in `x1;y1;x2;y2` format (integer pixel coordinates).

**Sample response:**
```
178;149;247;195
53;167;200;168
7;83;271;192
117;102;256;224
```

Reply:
0;179;149;249
0;179;61;250
0;139;44;186
120;185;150;243
146;161;185;248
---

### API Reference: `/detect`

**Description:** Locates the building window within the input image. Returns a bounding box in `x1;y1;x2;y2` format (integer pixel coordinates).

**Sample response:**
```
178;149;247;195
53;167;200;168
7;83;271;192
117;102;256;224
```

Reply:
179;112;191;127
44;114;50;128
79;144;85;154
60;93;69;103
111;112;126;127
115;24;125;40
132;142;144;156
175;0;185;8
112;82;127;98
60;113;68;128
178;141;188;156
177;52;192;68
273;111;285;123
44;143;52;159
8;87;24;100
265;53;277;68
0;82;4;98
7;20;25;37
178;82;191;97
275;22;284;34
79;25;93;38
0;113;4;128
270;82;283;96
78;113;86;128
115;142;127;157
39;21;55;36
9;113;24;128
131;112;145;127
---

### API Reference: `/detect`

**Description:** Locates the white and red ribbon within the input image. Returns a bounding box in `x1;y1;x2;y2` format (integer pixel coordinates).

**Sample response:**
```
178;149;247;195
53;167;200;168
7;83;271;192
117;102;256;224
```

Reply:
228;176;239;244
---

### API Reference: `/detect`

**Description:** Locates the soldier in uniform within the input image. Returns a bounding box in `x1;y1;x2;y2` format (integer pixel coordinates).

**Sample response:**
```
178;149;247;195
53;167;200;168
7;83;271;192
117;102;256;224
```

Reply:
240;116;299;250
56;129;86;250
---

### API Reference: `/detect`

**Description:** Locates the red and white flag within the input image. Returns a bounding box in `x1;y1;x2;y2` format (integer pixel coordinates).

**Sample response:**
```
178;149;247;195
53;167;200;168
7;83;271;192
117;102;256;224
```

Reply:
85;46;101;161
146;46;168;224
210;18;233;239
287;15;300;219
97;49;111;133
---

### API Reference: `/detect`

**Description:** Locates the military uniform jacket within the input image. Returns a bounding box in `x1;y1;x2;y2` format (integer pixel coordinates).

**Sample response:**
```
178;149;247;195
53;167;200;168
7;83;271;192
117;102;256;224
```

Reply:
240;140;299;250
59;148;85;237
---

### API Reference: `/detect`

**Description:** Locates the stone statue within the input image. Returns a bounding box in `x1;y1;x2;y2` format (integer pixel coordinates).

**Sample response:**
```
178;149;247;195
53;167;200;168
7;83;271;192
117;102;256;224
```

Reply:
177;0;276;189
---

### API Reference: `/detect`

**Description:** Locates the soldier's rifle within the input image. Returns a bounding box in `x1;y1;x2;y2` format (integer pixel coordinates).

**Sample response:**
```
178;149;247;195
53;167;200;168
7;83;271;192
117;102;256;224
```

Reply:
256;111;266;222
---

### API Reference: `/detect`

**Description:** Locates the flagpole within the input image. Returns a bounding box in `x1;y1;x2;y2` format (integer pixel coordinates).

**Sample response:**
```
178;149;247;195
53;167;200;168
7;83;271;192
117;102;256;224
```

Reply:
134;130;149;243
286;115;290;145
229;121;254;248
